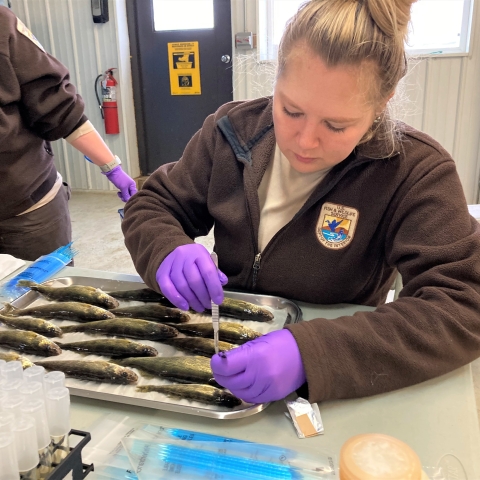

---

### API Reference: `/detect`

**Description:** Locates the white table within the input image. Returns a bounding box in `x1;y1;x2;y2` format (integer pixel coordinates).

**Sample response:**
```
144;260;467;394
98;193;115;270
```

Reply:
3;266;480;476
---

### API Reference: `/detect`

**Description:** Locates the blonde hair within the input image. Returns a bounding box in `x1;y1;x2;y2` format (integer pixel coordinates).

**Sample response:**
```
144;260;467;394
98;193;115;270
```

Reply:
277;0;417;153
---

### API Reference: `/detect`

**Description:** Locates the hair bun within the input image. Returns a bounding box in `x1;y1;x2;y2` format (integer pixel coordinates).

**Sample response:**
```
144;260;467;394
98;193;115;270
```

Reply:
365;0;416;39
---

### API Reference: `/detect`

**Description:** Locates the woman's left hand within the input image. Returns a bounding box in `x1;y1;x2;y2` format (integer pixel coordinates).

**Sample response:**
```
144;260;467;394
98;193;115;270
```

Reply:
211;329;306;404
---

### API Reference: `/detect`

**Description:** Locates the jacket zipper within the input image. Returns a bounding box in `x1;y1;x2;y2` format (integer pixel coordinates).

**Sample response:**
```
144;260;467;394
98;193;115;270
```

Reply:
252;253;261;289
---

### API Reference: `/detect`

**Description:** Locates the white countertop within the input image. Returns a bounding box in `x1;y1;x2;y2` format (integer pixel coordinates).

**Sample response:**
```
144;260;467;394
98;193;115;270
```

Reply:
3;265;480;476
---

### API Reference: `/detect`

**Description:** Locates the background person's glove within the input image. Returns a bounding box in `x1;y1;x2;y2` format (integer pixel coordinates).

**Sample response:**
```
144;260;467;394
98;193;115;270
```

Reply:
211;329;306;404
156;244;228;312
102;165;137;202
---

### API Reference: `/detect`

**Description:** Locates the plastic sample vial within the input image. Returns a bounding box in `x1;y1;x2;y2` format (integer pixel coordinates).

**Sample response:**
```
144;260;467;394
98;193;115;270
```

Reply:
0;412;15;433
0;389;8;405
24;365;45;385
19;381;44;403
339;433;428;480
21;399;52;478
2;393;25;417
2;361;23;382
45;387;71;464
0;431;19;480
12;414;39;477
0;378;24;394
44;371;65;392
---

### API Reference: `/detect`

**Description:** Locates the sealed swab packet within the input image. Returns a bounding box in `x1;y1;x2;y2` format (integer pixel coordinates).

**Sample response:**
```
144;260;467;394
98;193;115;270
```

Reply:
285;397;324;438
121;424;336;480
0;242;78;300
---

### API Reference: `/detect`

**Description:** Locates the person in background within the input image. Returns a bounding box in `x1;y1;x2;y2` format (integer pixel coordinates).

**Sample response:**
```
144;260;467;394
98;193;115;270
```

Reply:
122;0;480;404
0;6;137;261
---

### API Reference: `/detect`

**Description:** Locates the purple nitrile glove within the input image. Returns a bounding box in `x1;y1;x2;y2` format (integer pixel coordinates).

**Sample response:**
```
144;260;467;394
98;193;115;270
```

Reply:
156;244;228;313
102;165;137;202
211;329;306;404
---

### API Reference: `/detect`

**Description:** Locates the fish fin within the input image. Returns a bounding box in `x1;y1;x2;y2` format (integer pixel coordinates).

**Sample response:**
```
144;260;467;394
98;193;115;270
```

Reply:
133;368;154;379
60;326;76;333
16;280;36;288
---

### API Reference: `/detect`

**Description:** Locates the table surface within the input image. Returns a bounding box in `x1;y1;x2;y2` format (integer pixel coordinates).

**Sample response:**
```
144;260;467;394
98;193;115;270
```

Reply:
3;265;480;477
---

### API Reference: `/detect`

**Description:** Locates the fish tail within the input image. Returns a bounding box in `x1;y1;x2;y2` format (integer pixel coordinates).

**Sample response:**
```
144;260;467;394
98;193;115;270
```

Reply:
16;280;37;288
109;359;124;366
60;326;77;333
2;303;15;314
136;386;150;392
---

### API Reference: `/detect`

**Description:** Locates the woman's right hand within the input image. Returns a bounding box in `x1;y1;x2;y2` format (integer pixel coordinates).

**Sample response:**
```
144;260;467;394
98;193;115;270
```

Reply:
156;244;228;312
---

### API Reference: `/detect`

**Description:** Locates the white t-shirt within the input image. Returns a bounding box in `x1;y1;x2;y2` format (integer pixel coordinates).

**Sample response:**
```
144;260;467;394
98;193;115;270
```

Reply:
17;172;63;216
257;144;331;252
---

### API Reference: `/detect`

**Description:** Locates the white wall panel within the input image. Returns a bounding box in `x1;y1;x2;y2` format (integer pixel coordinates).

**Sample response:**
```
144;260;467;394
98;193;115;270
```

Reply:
9;0;139;192
453;2;480;203
397;59;428;131
421;57;462;155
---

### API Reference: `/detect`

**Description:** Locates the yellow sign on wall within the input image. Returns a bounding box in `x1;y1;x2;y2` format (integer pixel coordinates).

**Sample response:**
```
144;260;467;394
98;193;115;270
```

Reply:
167;41;201;95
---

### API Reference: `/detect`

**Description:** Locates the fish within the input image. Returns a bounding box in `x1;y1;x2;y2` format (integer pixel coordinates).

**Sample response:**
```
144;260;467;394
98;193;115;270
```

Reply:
55;339;158;358
35;360;138;384
0;352;34;369
162;337;236;357
16;281;119;309
0;330;62;356
107;288;174;305
110;304;189;323
0;313;63;338
136;384;242;408
214;298;274;322
113;356;220;387
169;322;262;345
2;302;115;322
60;318;178;340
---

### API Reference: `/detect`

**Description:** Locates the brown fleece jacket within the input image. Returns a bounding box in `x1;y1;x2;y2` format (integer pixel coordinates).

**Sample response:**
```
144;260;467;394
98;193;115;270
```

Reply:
122;96;480;402
0;7;87;220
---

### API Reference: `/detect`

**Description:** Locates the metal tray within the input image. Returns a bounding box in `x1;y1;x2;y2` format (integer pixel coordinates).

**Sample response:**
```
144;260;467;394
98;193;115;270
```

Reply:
4;276;302;420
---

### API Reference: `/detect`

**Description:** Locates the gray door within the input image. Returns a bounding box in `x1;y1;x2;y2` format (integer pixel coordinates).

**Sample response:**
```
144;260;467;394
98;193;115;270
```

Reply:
127;0;233;174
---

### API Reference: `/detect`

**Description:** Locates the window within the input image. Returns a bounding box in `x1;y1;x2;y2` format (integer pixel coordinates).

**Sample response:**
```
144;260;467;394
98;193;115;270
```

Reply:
153;0;214;31
258;0;474;60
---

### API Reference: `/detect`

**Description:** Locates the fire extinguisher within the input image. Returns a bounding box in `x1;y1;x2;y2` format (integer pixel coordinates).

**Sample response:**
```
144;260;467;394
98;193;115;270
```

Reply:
95;68;120;134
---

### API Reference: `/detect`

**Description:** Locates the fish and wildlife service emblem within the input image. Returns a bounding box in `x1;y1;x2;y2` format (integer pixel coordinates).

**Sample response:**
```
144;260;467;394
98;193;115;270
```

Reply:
316;203;359;249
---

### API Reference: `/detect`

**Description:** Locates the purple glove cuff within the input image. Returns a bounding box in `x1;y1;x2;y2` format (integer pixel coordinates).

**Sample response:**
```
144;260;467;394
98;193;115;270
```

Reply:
101;165;122;177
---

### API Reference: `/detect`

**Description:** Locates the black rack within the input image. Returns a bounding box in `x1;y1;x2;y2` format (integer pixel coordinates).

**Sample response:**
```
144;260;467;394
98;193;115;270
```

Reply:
46;429;94;480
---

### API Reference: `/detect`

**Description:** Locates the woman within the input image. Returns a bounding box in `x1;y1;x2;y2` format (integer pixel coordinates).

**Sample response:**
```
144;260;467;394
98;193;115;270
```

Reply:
0;6;137;261
122;0;480;404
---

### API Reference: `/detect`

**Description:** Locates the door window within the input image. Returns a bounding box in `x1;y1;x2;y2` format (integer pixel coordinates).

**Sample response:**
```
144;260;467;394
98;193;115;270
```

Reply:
153;0;214;31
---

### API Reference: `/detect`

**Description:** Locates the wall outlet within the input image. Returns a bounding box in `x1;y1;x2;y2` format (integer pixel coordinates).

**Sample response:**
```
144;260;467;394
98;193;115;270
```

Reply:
235;32;254;49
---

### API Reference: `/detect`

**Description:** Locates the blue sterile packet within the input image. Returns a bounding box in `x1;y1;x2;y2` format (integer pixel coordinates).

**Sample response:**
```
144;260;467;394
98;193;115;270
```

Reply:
0;243;78;300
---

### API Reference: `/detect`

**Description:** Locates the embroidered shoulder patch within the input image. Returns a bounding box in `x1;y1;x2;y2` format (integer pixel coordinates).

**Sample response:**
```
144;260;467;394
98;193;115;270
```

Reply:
17;17;45;53
316;202;359;249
